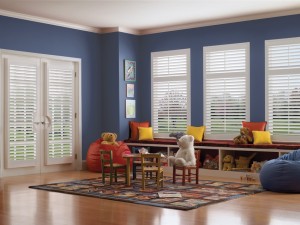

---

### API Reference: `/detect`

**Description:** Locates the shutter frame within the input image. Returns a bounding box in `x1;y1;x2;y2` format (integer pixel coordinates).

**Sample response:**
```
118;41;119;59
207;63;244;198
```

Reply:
204;43;250;139
151;49;190;137
265;37;300;142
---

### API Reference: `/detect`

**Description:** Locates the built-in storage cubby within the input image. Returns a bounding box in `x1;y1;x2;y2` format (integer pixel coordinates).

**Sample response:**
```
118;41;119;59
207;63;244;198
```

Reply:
126;143;293;180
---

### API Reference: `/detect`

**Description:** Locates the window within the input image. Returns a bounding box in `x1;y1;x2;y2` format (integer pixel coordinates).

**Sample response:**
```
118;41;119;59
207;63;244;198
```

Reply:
151;49;190;137
203;43;250;139
265;37;300;141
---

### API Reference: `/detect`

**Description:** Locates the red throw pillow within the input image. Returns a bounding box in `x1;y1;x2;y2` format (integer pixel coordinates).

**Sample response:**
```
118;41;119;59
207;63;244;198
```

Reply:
129;121;150;140
242;121;267;132
242;121;267;142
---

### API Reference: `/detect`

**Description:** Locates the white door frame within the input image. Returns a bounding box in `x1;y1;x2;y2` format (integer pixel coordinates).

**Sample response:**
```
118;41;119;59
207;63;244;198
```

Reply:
0;49;82;177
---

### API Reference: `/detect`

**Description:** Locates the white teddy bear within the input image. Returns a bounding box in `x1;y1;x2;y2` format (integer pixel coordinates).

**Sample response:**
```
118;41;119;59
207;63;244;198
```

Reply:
168;135;196;166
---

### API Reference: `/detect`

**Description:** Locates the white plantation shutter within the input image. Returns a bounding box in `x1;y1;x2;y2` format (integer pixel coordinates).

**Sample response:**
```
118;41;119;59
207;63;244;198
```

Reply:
45;60;74;165
151;49;190;137
204;43;250;139
5;56;40;168
266;38;300;141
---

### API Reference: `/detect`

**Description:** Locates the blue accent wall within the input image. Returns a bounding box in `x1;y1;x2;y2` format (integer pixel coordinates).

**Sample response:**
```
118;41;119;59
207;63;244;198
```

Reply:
118;33;140;140
1;13;300;160
139;14;300;127
0;15;102;159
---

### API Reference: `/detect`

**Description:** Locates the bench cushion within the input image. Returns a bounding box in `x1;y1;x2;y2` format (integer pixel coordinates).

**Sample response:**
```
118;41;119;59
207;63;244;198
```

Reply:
124;138;300;150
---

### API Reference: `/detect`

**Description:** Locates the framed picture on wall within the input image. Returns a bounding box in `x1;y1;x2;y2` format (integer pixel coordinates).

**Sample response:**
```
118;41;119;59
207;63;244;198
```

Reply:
126;84;134;98
124;60;136;81
126;99;136;118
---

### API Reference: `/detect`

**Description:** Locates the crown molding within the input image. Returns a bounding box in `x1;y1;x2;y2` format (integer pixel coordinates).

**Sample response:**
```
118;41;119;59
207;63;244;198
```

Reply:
100;27;140;35
0;8;299;36
140;8;300;35
0;9;101;33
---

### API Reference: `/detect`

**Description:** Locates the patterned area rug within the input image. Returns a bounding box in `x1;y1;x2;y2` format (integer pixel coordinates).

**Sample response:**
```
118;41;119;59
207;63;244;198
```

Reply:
29;177;264;210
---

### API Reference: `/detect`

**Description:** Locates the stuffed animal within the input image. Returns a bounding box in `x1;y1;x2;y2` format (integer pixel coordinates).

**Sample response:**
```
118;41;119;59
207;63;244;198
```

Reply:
233;127;253;144
203;154;219;170
223;155;234;171
169;132;185;140
235;153;256;169
250;160;267;173
101;132;119;146
168;135;196;166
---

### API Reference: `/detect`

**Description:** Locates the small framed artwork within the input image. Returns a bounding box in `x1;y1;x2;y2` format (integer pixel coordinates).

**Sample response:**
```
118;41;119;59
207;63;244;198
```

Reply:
126;99;136;118
126;84;134;98
124;60;136;81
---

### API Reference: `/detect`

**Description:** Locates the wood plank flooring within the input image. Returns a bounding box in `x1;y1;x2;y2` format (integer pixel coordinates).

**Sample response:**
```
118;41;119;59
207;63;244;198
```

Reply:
0;171;300;225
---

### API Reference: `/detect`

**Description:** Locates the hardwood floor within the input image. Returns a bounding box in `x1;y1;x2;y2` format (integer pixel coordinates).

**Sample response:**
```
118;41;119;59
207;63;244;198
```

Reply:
0;171;300;225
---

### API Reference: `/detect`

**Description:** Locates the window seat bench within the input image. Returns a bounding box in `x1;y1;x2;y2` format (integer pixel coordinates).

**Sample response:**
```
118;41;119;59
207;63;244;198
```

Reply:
124;138;300;180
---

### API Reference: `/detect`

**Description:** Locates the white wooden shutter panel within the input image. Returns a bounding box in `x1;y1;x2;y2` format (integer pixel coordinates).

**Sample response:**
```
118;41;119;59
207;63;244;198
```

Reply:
204;43;249;137
45;60;74;165
5;56;39;168
266;39;300;138
152;50;190;136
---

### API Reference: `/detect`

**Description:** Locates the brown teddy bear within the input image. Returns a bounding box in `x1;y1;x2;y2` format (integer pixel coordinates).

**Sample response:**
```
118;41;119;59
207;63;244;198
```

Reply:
233;127;253;144
223;155;234;171
101;132;119;146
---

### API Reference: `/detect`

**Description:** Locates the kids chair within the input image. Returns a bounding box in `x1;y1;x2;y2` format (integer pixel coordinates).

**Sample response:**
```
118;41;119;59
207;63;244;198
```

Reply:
100;150;127;185
172;150;201;185
141;153;164;190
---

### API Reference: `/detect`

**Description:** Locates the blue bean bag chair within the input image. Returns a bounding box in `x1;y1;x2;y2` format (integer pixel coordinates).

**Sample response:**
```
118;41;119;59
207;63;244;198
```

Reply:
260;150;300;193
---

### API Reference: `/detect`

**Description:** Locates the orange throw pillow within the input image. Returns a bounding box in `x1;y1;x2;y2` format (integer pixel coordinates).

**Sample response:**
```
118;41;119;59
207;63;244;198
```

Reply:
242;121;267;142
242;121;267;131
129;121;150;140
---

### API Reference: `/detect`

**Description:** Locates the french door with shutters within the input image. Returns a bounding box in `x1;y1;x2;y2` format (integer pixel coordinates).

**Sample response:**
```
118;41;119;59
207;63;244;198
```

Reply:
2;53;78;176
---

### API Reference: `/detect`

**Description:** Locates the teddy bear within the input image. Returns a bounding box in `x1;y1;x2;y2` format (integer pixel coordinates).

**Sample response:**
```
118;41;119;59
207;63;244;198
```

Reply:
223;155;234;171
168;135;196;166
101;132;119;146
233;127;253;144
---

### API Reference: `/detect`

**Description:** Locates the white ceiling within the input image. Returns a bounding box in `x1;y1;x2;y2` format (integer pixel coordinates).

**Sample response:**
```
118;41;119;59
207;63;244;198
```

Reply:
0;0;300;34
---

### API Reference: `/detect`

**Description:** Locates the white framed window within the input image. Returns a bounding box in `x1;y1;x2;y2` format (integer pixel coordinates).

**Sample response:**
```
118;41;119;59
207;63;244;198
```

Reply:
265;37;300;142
151;49;191;137
203;43;250;139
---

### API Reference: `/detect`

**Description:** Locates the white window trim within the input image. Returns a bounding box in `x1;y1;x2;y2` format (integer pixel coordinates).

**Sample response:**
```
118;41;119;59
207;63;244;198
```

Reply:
265;37;300;142
203;42;250;140
151;49;191;138
0;49;82;177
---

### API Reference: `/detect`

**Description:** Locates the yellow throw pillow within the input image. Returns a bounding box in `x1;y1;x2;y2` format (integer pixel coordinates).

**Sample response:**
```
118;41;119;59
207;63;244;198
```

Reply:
253;131;272;144
187;125;206;142
138;127;154;141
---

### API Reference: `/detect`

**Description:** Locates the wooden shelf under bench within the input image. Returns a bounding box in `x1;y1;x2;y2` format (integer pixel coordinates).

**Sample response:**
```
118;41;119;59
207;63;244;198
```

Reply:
124;139;300;180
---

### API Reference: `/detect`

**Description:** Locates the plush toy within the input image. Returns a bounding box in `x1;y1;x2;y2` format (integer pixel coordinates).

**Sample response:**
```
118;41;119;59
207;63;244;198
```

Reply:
169;132;185;140
235;153;256;169
101;132;119;146
233;127;253;144
203;154;219;170
168;135;196;166
223;155;234;171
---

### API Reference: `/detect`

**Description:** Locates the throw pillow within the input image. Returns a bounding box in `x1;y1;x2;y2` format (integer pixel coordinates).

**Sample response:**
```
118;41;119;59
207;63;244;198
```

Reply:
253;131;272;145
138;127;154;141
242;121;267;142
187;125;205;142
129;121;150;140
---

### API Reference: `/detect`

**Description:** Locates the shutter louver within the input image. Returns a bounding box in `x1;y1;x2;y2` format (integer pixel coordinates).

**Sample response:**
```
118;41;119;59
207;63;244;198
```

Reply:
152;49;190;136
7;58;38;167
204;43;249;138
47;61;74;164
266;39;300;139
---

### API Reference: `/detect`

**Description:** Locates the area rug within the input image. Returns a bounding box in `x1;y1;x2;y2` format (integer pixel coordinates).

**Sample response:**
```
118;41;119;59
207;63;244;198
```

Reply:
29;177;264;210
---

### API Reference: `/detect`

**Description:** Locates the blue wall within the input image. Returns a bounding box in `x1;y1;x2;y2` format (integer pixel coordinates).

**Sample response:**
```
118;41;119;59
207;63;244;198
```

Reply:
118;33;140;140
1;13;300;160
139;14;300;128
0;16;102;159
